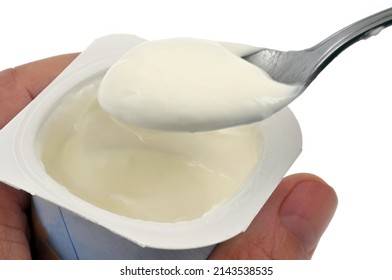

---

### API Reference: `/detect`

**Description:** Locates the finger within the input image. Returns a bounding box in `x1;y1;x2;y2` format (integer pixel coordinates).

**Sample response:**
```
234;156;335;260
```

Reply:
208;173;338;259
0;53;79;128
0;183;32;259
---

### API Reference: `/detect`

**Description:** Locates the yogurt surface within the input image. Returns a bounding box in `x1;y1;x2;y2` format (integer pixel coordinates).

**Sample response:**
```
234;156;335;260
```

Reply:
39;76;262;222
98;38;299;132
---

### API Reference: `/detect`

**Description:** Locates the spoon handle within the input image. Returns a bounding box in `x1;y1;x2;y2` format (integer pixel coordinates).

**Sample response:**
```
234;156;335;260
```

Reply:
310;7;392;77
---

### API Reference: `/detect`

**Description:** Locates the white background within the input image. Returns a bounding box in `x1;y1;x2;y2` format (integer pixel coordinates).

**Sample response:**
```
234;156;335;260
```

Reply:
1;0;392;271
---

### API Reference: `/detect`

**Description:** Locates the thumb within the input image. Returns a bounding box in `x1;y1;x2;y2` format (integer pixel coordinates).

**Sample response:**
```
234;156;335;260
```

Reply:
208;173;338;259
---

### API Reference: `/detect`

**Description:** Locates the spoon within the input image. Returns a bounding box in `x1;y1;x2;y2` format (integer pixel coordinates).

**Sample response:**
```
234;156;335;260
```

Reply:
100;8;392;132
244;7;392;99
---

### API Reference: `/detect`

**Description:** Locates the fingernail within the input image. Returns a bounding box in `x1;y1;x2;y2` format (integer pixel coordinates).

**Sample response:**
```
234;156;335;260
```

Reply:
279;180;337;254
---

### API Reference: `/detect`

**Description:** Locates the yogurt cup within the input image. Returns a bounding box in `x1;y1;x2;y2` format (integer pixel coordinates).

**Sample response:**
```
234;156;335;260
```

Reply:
0;35;302;257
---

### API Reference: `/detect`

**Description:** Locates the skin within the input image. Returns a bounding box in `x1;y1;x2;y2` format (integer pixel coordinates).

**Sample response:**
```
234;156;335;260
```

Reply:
0;54;338;259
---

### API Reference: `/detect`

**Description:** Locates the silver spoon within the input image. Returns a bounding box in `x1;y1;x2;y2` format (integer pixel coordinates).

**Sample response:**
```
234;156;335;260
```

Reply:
244;7;392;115
100;8;392;132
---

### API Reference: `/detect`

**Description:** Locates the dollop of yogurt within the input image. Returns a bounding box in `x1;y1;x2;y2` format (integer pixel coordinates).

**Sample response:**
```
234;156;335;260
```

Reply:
98;38;298;131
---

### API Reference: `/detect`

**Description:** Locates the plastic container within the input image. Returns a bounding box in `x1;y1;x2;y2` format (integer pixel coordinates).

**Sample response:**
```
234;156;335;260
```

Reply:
0;34;302;259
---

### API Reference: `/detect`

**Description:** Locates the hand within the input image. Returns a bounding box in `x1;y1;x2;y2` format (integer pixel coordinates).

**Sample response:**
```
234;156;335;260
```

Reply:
0;54;79;259
0;55;337;260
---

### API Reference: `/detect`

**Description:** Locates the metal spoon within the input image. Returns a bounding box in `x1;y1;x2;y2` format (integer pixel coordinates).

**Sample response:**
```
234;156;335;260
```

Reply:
100;8;392;132
244;7;392;114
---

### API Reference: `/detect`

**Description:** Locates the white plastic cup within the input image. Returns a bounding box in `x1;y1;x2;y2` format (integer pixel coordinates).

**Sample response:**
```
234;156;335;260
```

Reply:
0;35;302;259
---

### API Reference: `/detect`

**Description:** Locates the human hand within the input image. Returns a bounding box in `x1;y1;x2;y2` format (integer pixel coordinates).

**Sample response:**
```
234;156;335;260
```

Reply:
0;54;79;259
0;55;337;260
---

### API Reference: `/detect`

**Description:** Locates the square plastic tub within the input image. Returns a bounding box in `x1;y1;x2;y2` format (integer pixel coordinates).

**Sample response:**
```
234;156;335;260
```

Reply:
0;34;302;259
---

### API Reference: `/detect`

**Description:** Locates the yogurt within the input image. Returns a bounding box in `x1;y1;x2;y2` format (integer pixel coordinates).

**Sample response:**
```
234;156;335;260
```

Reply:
40;76;262;223
98;38;299;132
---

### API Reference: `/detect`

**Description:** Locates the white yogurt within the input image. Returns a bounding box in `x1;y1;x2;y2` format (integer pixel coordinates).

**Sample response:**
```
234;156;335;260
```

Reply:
40;77;262;223
98;38;299;132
